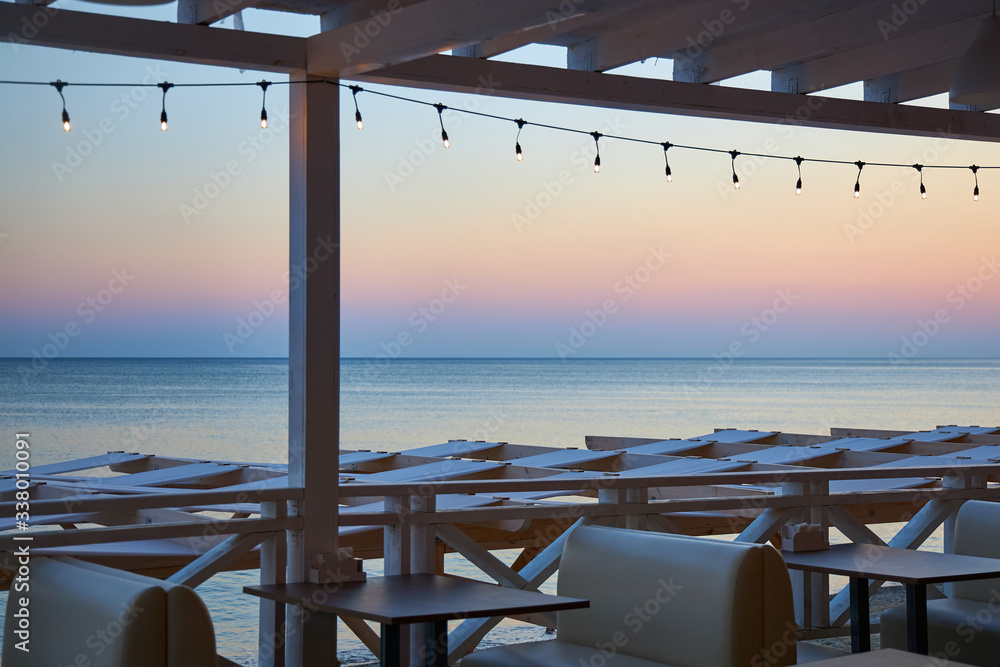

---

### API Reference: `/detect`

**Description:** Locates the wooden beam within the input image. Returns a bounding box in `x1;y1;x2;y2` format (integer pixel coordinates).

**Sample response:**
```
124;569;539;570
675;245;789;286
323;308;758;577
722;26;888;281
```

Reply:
454;2;651;60
177;0;261;26
865;60;959;104
0;517;296;551
436;524;529;588
0;487;301;517
773;21;976;95
306;0;593;78
0;2;305;72
566;0;749;72
671;0;871;83
357;55;1000;142
680;0;986;86
167;531;270;588
320;0;430;31
735;507;795;544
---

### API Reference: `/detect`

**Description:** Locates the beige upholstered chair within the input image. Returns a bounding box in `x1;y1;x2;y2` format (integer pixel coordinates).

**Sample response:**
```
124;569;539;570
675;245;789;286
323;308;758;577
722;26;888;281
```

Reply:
2;556;217;667
881;500;1000;666
462;523;803;667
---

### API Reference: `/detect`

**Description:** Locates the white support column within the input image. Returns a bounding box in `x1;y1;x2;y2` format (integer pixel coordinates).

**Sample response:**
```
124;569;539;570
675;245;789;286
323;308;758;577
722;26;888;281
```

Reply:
625;487;647;531
781;482;812;629
287;72;341;667
411;495;437;666
384;496;411;662
260;501;287;667
598;487;623;528
808;480;830;628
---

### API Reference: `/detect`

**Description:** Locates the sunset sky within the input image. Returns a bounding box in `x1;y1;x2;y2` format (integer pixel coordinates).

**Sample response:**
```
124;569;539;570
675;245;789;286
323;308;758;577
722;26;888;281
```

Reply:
2;4;999;359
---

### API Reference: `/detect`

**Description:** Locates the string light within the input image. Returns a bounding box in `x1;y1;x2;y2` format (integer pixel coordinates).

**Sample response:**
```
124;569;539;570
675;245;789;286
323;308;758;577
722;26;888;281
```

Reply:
514;118;526;161
6;77;1000;205
514;119;526;161
914;164;927;199
158;82;173;131
257;80;270;129
591;131;602;173
349;85;364;130
434;103;449;148
51;80;70;132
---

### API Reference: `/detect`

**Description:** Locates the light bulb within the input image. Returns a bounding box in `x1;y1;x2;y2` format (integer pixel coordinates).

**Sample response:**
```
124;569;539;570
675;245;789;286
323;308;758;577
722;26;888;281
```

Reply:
795;178;802;195
441;130;450;148
854;183;860;198
733;173;740;190
160;110;168;132
920;184;927;199
349;86;365;129
62;110;71;132
594;156;601;173
665;166;672;182
260;110;268;129
974;186;980;201
515;142;523;161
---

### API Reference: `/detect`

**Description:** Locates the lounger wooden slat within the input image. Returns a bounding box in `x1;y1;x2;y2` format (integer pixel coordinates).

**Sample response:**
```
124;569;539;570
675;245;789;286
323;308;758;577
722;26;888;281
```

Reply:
0;452;149;477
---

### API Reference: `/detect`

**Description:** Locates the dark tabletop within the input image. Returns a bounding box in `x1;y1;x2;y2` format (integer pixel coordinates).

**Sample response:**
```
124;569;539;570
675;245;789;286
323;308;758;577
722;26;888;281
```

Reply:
244;573;589;625
781;544;1000;585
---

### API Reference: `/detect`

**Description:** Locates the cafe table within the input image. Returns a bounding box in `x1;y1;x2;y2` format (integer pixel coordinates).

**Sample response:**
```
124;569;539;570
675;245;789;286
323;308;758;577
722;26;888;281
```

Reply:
782;543;1000;655
246;572;589;667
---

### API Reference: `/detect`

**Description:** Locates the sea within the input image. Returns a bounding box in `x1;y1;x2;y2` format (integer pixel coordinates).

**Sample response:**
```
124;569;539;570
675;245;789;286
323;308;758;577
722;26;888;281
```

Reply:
1;357;999;664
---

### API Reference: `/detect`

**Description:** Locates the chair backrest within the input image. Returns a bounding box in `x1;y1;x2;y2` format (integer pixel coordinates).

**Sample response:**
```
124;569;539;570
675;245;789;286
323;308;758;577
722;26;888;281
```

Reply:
952;500;1000;603
556;524;796;667
56;557;217;667
2;557;216;667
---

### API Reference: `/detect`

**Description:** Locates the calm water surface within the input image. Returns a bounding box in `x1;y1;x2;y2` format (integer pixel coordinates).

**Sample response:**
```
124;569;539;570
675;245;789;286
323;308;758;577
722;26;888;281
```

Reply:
1;358;998;664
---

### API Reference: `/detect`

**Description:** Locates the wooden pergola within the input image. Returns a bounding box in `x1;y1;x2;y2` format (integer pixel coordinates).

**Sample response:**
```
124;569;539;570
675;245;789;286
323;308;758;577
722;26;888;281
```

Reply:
3;1;1000;664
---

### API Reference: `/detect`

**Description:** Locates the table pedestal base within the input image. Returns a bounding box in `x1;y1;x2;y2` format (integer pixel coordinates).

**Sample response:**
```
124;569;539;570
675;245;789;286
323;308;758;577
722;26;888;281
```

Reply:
849;577;870;653
905;583;928;654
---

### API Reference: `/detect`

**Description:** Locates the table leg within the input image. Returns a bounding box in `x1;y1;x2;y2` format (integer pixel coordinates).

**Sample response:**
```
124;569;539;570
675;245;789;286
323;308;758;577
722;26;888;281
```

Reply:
424;620;448;667
849;576;871;653
905;583;929;654
381;624;402;667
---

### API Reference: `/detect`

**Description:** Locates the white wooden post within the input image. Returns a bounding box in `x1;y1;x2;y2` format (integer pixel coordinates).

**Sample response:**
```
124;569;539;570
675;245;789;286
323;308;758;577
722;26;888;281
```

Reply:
411;494;437;666
598;487;623;528
286;72;341;667
625;487;647;531
384;496;411;662
808;480;830;627
782;482;812;629
260;500;287;667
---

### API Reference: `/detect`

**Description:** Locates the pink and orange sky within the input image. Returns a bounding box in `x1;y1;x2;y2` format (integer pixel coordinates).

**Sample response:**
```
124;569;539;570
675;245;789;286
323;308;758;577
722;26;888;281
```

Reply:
1;5;999;359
